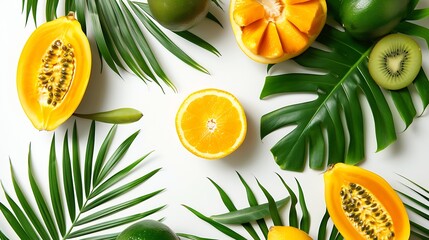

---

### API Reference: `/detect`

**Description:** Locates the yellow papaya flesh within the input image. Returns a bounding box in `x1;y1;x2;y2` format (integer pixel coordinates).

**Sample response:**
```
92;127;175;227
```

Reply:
324;163;410;240
17;12;91;131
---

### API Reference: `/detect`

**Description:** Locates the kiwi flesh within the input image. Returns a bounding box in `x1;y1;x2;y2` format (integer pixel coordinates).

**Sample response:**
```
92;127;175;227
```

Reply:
368;33;422;90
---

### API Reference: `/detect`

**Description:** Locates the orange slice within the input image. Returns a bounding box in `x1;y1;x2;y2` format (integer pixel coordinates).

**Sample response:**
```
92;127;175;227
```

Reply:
175;89;247;160
230;0;327;64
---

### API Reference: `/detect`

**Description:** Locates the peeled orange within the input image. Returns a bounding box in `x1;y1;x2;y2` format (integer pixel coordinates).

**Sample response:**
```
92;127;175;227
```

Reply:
230;0;327;64
175;89;247;160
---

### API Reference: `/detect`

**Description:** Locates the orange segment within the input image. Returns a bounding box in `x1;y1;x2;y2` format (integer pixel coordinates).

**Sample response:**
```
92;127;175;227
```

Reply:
259;22;284;59
230;0;327;64
233;1;265;26
242;19;269;54
286;0;324;35
175;89;247;160
277;19;309;54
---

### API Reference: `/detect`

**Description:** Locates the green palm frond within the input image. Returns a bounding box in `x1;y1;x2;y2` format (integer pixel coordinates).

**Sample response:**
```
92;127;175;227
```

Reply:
260;7;429;171
397;175;429;239
21;0;223;92
179;172;319;240
0;120;165;239
317;210;343;240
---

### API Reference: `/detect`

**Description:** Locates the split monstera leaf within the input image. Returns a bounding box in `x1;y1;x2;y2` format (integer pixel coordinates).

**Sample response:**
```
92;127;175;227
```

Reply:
261;0;429;171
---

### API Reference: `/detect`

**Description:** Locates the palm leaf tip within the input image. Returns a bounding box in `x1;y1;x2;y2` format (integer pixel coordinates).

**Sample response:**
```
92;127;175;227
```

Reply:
183;173;320;239
0;121;166;239
397;175;429;238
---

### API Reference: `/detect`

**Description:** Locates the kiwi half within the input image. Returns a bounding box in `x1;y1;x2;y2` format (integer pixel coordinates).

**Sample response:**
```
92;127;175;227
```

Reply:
368;33;422;90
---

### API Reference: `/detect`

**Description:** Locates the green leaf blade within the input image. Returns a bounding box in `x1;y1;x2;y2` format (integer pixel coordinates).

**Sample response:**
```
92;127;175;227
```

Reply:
84;168;161;212
0;202;31;240
84;121;96;197
62;131;76;222
28;149;59;240
48;135;66;236
95;130;140;186
72;121;84;209
9;159;51;240
67;206;165;238
1;187;39;240
210;197;289;224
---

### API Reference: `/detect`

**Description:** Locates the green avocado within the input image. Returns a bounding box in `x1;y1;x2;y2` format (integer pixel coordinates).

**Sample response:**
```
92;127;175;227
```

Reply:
339;0;410;40
116;220;179;240
148;0;210;32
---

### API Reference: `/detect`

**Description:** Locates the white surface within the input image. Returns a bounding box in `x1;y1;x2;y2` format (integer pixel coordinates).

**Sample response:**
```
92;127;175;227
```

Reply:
1;1;429;239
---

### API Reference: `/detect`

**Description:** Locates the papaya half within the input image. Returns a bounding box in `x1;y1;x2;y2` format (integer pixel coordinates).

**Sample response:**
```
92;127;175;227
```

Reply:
324;163;410;240
17;12;91;131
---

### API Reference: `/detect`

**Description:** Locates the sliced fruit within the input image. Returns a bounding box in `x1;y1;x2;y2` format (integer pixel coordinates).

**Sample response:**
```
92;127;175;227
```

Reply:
175;88;247;160
16;12;91;131
324;163;410;240
230;0;327;63
268;226;313;240
368;33;422;90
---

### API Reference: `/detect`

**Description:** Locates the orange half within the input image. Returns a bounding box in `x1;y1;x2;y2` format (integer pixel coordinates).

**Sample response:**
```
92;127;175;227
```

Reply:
230;0;327;64
175;89;247;160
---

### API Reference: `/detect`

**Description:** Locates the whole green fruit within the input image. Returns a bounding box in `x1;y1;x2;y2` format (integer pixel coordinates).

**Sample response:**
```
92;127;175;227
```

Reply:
148;0;210;32
339;0;410;40
116;220;179;240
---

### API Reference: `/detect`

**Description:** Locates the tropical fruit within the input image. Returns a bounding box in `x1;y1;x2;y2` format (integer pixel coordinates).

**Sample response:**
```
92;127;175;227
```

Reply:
368;33;422;90
175;88;247;160
148;0;210;32
339;0;410;40
17;12;91;131
324;163;410;240
230;0;327;64
268;226;312;240
116;219;179;240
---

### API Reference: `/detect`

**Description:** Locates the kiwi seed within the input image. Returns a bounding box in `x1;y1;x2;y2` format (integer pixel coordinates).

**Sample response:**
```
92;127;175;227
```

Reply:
368;33;422;90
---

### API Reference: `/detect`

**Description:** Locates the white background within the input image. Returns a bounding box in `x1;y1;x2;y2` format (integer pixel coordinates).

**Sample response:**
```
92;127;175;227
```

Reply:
1;1;429;239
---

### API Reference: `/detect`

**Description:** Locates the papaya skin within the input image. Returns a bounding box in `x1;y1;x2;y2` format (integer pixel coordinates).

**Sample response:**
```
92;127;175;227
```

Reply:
17;12;91;131
339;0;410;41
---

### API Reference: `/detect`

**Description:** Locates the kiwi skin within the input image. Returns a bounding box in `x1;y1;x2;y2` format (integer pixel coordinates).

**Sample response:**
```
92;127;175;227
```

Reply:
368;33;422;90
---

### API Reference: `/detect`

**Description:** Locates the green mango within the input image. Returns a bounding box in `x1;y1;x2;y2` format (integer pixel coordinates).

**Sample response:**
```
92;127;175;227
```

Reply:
148;0;210;32
339;0;410;40
116;220;179;240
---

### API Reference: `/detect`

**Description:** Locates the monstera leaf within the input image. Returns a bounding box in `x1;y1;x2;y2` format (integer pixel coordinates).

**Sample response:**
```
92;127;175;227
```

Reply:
0;121;165;239
21;0;223;91
260;7;429;171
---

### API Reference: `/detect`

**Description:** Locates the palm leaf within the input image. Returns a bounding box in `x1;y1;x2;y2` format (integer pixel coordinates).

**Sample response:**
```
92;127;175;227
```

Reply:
0;121;165;239
260;10;429;171
21;0;223;91
0;230;9;240
181;173;316;240
317;210;343;240
397;175;429;239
